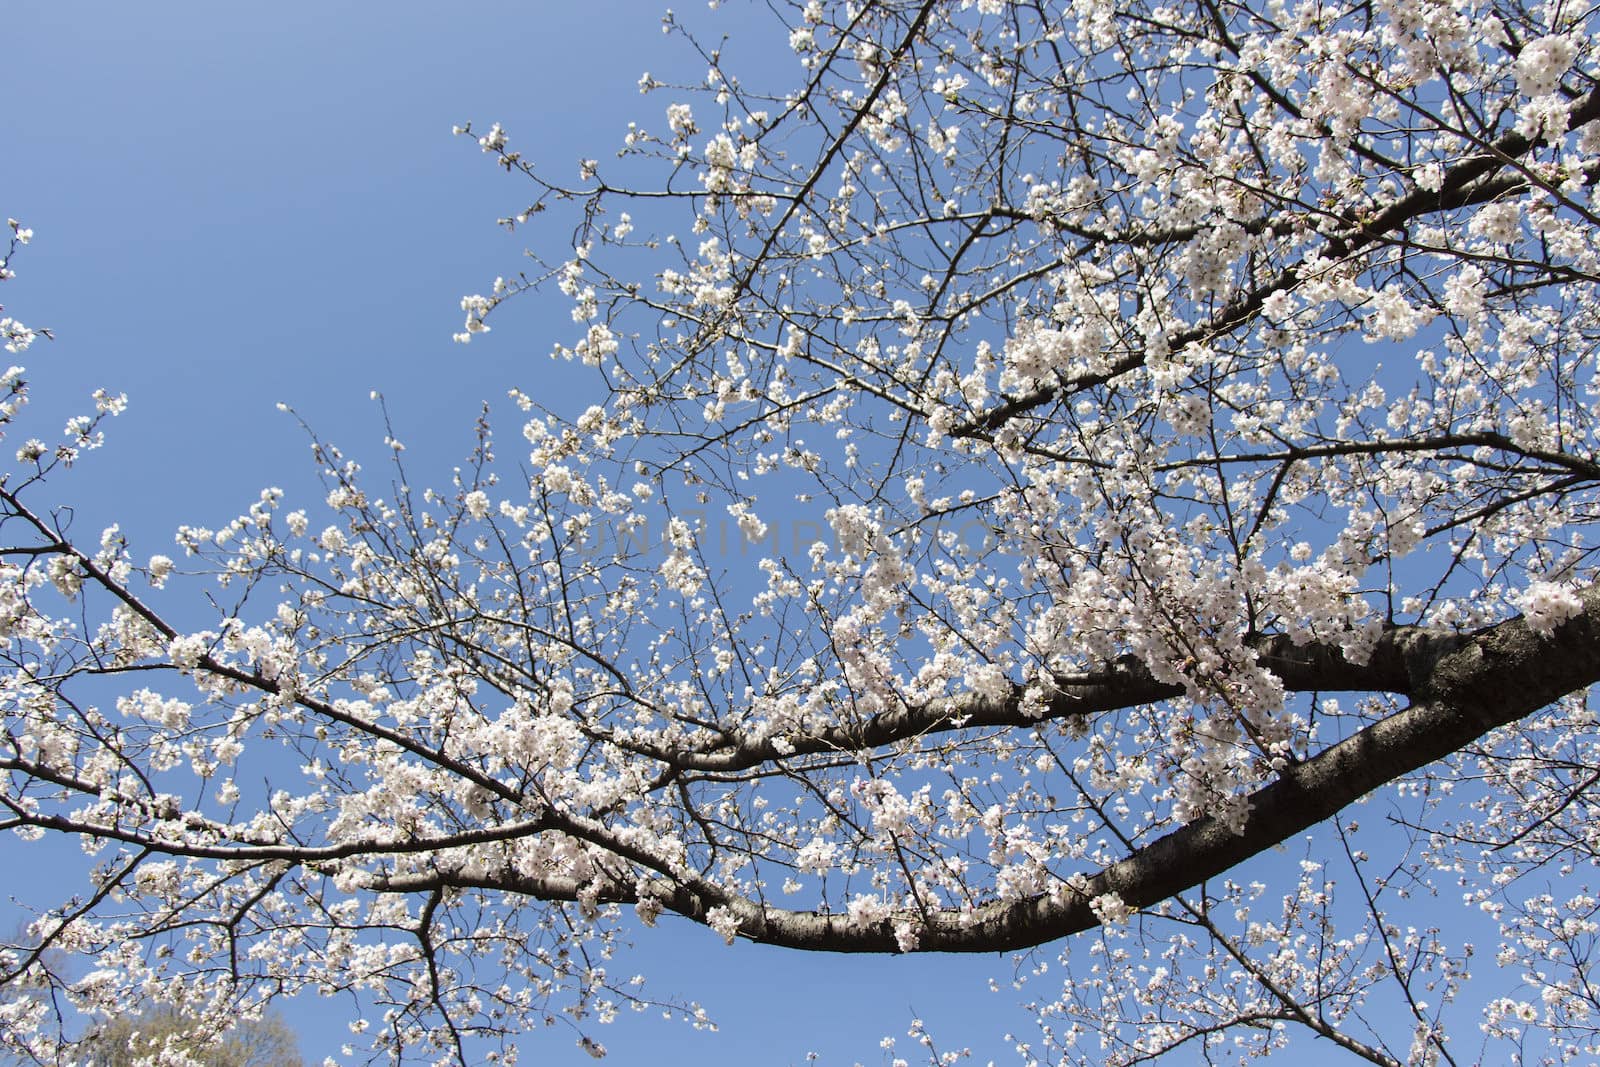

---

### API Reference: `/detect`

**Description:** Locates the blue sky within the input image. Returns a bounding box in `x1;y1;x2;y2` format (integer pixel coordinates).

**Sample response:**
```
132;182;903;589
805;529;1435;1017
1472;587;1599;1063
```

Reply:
6;1;662;536
2;3;1047;1063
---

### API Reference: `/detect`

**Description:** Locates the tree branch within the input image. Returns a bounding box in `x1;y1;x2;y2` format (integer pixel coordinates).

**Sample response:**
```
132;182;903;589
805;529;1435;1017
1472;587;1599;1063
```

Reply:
380;583;1599;954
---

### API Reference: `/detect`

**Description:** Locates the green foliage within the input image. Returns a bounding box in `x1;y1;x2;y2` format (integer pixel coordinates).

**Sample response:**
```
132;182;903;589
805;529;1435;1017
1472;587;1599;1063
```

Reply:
77;1009;303;1067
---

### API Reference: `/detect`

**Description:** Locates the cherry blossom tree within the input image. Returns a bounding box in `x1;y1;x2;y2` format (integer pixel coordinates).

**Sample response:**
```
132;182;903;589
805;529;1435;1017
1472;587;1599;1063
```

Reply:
4;0;1600;1062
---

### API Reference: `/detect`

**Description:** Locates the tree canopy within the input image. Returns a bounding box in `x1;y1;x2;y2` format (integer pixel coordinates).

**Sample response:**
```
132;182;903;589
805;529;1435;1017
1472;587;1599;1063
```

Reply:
76;1010;303;1067
3;0;1599;1063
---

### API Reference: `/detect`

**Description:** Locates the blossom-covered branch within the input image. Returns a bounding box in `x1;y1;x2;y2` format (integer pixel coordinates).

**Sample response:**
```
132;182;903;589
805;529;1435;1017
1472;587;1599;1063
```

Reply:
5;0;1600;1062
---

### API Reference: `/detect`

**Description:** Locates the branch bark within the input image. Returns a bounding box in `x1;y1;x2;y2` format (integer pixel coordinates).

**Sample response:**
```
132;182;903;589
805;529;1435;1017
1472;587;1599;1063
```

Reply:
650;624;1452;772
389;582;1600;954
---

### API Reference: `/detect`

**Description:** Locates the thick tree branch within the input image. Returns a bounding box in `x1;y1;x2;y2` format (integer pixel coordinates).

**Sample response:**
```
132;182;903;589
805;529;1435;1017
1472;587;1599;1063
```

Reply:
381;584;1599;954
649;625;1453;772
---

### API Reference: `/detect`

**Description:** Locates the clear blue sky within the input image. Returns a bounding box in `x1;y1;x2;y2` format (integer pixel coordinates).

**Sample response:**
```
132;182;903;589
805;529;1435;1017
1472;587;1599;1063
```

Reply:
3;4;1430;1065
